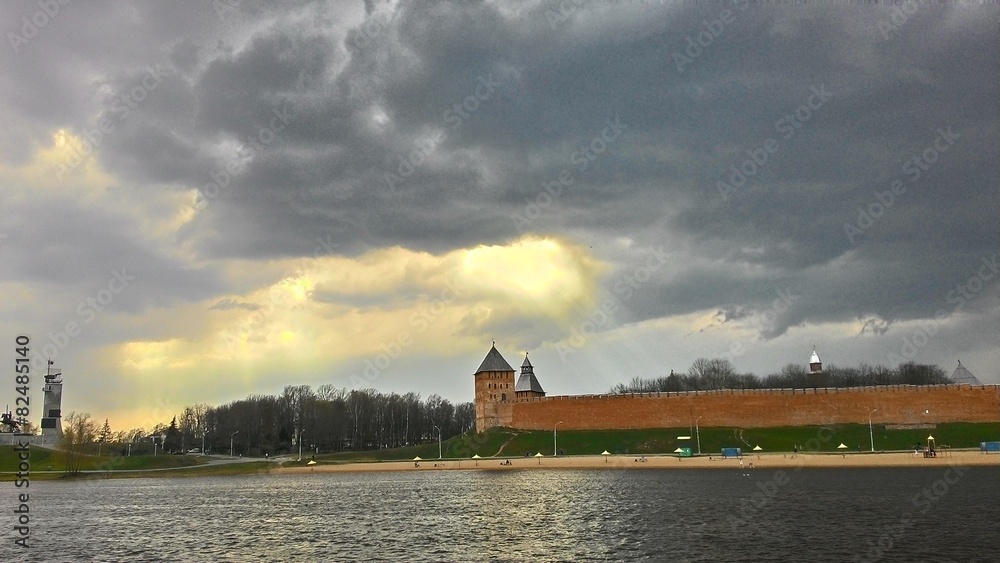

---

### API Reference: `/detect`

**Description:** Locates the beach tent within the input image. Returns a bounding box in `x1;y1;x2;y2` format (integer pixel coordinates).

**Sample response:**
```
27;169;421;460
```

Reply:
601;450;611;463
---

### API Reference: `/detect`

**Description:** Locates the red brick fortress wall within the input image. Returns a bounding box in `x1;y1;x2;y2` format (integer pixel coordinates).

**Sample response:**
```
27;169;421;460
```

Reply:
507;385;1000;430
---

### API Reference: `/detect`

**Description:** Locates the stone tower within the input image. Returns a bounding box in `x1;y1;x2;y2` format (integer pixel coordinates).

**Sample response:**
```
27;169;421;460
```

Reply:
473;343;515;433
41;362;64;438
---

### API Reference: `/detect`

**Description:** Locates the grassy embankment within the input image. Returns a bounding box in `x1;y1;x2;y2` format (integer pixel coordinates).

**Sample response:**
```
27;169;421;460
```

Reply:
3;422;995;475
0;447;225;480
296;422;1000;466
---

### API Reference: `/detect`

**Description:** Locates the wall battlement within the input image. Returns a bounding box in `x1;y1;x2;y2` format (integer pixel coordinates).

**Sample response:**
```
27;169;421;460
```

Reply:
507;384;1000;431
472;346;1000;433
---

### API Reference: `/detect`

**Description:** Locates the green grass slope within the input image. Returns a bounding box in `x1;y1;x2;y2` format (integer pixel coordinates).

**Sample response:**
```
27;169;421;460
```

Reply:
307;422;1000;464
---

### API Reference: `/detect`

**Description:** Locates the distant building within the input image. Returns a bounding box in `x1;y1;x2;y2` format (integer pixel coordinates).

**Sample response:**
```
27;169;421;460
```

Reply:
515;354;545;399
809;347;822;375
950;360;983;386
473;343;516;431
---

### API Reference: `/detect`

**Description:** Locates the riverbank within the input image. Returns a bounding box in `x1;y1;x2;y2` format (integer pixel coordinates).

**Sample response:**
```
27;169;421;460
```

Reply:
278;450;1000;474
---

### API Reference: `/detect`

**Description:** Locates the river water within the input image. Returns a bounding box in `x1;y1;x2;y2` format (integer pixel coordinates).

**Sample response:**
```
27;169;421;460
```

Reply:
3;466;998;562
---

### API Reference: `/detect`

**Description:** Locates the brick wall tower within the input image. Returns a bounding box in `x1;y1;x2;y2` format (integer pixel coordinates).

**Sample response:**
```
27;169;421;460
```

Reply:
515;353;545;399
473;343;515;433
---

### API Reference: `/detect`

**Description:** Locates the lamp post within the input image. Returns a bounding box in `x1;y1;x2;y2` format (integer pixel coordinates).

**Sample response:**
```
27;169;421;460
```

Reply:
554;421;563;456
696;416;703;455
433;425;442;460
298;429;306;462
868;408;877;452
201;431;206;455
230;430;239;457
152;436;158;456
127;442;132;457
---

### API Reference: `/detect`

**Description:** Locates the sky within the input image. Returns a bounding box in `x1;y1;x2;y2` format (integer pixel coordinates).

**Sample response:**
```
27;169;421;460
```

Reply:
1;0;997;431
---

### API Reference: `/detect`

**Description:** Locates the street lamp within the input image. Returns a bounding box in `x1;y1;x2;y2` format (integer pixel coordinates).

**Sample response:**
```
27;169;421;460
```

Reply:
297;429;306;462
201;431;206;455
433;425;442;460
868;408;878;452
230;430;239;457
554;421;563;456
696;416;703;455
152;436;158;456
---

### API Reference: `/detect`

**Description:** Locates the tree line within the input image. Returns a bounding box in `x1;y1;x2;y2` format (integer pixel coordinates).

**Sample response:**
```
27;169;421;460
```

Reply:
610;358;951;394
62;385;475;457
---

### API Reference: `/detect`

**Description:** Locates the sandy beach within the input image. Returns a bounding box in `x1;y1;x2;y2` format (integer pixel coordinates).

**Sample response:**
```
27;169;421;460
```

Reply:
276;450;1000;475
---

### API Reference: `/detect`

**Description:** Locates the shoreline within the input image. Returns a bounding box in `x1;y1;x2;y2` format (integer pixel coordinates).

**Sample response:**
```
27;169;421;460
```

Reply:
277;451;1000;474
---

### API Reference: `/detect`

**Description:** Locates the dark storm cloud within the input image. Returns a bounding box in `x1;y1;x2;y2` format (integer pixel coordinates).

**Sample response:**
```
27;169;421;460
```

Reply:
1;1;996;347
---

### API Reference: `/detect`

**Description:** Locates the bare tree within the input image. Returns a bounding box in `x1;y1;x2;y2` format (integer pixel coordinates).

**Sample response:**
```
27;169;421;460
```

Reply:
62;412;97;475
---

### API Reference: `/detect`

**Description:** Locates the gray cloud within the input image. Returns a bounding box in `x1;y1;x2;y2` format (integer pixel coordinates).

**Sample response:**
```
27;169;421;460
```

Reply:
0;0;996;397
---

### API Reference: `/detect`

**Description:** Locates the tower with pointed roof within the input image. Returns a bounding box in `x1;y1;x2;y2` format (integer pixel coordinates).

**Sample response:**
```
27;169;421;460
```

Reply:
949;360;982;385
515;353;545;399
473;342;516;432
809;347;822;375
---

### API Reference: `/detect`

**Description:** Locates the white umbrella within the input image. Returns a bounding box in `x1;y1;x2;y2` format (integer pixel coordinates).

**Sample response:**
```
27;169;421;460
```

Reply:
472;454;481;466
837;443;848;449
307;460;317;465
673;447;684;453
413;456;422;461
535;452;543;465
752;445;763;451
601;450;611;463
